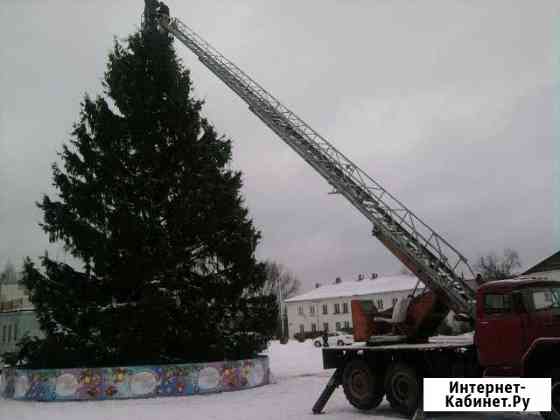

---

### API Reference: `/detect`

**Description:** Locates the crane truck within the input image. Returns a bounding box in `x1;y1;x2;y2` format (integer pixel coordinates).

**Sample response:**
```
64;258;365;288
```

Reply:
147;4;560;419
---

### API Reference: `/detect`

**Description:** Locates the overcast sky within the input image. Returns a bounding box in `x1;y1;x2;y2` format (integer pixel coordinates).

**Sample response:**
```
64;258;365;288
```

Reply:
1;0;559;292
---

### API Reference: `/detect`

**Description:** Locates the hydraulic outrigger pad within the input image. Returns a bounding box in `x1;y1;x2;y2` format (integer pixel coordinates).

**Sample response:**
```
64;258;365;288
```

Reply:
311;368;342;414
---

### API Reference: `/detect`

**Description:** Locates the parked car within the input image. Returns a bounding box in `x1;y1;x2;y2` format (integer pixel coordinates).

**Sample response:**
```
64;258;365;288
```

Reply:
313;331;353;347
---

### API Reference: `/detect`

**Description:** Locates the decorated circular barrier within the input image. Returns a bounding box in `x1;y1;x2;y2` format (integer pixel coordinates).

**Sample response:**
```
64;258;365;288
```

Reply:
0;355;269;401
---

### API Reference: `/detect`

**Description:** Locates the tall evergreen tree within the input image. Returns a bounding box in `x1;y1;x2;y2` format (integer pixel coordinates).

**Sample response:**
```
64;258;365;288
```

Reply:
8;1;277;368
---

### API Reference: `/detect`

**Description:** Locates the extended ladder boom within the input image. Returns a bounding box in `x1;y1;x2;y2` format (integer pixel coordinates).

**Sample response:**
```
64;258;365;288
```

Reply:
158;15;476;322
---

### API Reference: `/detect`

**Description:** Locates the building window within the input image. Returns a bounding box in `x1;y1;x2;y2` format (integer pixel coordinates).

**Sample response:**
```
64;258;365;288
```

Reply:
311;323;317;332
376;299;384;310
7;325;12;343
2;325;5;343
342;302;349;314
335;322;341;331
14;323;18;341
344;321;350;329
299;324;304;334
309;305;315;315
323;322;329;332
298;305;303;315
392;297;398;307
334;303;340;314
322;304;328;314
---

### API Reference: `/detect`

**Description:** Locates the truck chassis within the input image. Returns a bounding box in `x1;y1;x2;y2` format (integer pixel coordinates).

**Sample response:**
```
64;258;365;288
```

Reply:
313;338;479;416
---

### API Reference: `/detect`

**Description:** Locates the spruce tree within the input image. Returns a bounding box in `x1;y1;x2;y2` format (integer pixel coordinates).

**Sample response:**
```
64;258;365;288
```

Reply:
9;1;277;368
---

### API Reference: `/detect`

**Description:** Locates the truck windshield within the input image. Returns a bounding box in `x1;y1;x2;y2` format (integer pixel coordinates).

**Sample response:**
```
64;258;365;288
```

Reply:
530;287;560;311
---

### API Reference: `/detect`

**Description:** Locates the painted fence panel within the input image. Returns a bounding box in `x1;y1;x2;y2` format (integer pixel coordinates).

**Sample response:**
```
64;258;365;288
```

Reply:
0;356;269;401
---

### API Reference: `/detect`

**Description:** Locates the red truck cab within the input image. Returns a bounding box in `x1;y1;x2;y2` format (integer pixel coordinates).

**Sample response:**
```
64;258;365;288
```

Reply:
317;276;560;418
475;276;560;376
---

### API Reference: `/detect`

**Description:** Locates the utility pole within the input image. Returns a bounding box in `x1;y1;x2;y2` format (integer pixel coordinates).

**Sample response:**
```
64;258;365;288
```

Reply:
277;277;286;341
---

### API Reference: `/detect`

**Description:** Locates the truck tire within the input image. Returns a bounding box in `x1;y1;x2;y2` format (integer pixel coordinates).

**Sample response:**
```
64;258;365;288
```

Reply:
385;362;420;417
342;358;384;410
541;371;560;420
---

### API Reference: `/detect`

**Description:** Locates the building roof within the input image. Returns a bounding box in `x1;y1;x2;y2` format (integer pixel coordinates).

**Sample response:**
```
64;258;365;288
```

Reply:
285;275;422;303
524;250;560;275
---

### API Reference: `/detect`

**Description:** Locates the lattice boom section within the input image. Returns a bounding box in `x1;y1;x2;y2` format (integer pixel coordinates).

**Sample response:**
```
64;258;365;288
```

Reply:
162;17;476;317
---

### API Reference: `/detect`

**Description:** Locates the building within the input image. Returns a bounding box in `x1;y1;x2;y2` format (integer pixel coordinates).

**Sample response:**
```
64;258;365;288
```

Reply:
284;274;422;338
523;250;560;280
285;249;560;339
0;271;42;356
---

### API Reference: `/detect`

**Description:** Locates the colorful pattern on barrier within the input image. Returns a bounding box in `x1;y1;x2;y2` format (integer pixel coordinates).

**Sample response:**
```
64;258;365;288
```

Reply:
0;356;269;401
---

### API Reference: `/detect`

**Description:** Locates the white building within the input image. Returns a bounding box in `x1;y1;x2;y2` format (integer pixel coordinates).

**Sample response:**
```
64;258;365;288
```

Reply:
284;274;422;338
0;270;41;355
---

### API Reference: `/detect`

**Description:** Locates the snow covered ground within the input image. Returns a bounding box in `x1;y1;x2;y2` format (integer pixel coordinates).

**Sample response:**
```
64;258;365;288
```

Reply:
0;340;541;420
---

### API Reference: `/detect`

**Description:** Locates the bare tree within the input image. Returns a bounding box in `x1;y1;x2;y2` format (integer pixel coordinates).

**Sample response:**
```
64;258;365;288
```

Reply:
259;261;301;341
475;248;521;281
0;261;19;285
261;260;301;300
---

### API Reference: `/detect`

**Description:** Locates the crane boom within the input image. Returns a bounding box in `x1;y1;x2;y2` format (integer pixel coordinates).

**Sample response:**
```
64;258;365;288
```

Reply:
157;14;476;326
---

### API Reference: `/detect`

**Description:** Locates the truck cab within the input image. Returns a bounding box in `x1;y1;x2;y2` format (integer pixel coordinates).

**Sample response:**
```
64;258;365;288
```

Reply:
475;276;560;376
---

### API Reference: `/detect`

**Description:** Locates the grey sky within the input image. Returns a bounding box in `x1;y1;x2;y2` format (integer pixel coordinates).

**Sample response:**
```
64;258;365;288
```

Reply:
1;0;559;292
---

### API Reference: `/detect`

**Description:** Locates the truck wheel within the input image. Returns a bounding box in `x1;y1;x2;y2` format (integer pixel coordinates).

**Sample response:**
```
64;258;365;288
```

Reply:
314;340;322;347
542;372;560;420
342;358;384;410
385;363;420;417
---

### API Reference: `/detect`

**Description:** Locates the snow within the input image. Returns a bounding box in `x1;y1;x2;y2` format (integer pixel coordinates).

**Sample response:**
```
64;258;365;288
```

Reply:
285;275;423;303
429;332;474;345
0;340;540;420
